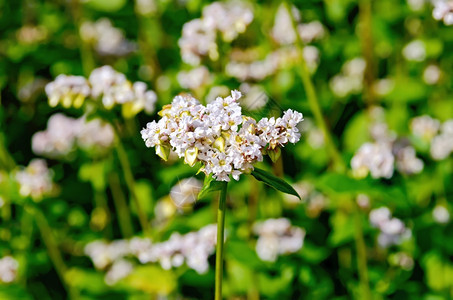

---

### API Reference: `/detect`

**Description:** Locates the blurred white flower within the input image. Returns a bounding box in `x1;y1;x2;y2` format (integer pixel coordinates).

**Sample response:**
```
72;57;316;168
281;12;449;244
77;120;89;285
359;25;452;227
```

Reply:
402;40;426;62
351;142;395;179
104;259;134;286
80;18;136;56
45;75;90;108
0;256;18;283
433;205;450;224
423;64;441;85
410;115;440;141
432;0;453;25
32;113;115;158
330;58;365;97
179;1;253;65
430;119;453;160
395;145;424;175
253;218;305;262
369;207;411;248
15;159;54;199
177;66;211;90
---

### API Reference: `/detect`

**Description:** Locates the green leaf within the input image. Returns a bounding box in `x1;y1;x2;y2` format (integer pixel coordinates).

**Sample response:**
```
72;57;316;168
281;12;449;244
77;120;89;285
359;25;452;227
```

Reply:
198;175;225;199
251;168;300;199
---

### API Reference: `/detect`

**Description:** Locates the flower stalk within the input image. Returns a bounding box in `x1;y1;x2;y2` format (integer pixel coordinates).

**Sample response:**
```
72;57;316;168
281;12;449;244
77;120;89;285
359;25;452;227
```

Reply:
215;181;228;300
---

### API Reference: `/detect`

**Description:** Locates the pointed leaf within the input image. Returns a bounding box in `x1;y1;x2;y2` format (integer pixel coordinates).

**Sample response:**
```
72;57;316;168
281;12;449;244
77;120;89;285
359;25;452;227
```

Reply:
251;167;300;199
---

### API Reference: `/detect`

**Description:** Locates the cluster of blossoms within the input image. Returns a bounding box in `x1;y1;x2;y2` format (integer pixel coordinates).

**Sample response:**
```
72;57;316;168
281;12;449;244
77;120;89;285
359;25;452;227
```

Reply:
80;18;136;56
0;256;18;283
141;90;303;181
46;66;157;118
84;224;217;284
402;40;426;62
226;46;319;81
432;0;453;25
15;159;54;200
271;3;325;46
369;207;412;248
351;108;424;179
177;66;212;91
253;218;305;262
178;1;253;65
330;58;366;97
423;64;442;85
32;113;114;158
410;115;453;160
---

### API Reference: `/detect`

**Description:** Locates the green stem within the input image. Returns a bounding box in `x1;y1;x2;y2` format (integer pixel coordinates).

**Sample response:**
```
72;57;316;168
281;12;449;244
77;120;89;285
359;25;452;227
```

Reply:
27;205;78;300
284;2;345;173
115;134;150;235
353;204;372;300
108;172;135;238
358;0;375;105
215;182;228;300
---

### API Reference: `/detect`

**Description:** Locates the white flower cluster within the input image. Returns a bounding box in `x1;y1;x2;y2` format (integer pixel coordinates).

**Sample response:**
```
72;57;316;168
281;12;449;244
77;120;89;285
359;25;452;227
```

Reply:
131;224;217;274
80;18;136;56
402;40;426;62
177;66;211;90
330;58;366;97
411;115;453;160
284;180;328;217
432;0;453;25
253;218;305;262
32;113;114;158
178;1;253;65
46;66;157;117
369;207;411;248
84;224;218;282
15;159;54;199
141;90;303;181
0;256;18;283
226;46;319;81
271;3;325;45
351;111;424;179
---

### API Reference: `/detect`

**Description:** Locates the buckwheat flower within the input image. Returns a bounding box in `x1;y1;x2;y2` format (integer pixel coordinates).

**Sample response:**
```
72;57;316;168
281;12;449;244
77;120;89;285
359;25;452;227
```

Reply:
76;117;115;152
271;3;299;45
45;75;90;108
351;142;395;179
423;64;441;85
298;21;325;43
253;218;305;262
432;0;453;25
84;240;130;270
178;19;217;66
0;256;18;283
410;115;440;141
433;205;450;224
203;1;253;42
238;83;268;110
80;18;136;56
88;66;157;116
177;66;211;90
135;0;156;16
369;207;411;248
141;90;303;181
15;159;54;199
32;113;79;158
402;40;426;62
430;131;453;160
330;58;365;97
395;145;424;175
169;177;203;207
105;259;134;285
